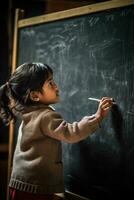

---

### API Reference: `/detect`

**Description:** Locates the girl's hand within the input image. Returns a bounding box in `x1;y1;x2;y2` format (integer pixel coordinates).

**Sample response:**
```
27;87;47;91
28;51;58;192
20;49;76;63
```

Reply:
95;97;113;122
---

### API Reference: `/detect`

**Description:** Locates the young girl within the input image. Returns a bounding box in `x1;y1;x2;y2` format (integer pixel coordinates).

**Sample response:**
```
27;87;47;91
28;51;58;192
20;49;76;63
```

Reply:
0;63;113;200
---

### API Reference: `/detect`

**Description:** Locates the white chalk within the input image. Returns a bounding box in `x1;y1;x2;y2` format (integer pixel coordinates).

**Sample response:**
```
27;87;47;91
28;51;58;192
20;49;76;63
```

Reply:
88;97;101;102
88;97;116;104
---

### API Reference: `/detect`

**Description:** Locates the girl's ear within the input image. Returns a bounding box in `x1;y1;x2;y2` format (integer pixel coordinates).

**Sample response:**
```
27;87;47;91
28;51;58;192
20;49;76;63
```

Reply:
29;91;40;102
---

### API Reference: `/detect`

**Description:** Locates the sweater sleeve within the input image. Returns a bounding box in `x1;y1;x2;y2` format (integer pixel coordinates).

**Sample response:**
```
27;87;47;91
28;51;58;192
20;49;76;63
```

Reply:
40;110;100;143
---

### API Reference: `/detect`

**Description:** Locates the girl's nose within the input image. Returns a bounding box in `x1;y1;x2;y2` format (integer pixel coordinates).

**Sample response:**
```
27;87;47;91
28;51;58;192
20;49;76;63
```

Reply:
53;82;59;90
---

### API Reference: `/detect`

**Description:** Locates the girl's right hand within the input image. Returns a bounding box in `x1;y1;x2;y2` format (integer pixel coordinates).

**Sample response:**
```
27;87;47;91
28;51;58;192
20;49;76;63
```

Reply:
95;97;113;122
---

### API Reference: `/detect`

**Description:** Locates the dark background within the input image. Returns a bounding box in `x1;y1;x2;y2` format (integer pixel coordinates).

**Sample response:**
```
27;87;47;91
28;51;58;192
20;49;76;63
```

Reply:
17;5;134;200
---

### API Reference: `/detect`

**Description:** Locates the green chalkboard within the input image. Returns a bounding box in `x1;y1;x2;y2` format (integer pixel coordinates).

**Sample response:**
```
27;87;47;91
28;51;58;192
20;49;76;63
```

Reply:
17;5;134;199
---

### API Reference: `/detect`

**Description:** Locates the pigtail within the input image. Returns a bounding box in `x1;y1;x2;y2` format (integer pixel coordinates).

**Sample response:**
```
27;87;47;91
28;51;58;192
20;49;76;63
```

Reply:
0;83;15;125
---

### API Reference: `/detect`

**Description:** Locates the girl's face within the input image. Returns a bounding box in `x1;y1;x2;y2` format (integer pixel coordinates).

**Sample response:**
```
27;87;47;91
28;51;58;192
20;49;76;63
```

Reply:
38;74;60;104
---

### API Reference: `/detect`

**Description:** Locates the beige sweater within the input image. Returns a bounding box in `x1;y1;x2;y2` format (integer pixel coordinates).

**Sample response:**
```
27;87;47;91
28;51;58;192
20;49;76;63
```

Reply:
9;104;100;194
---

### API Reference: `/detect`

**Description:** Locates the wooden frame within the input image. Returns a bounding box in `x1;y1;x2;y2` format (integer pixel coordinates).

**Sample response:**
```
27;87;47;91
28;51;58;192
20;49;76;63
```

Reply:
18;0;134;28
8;0;134;199
7;8;24;200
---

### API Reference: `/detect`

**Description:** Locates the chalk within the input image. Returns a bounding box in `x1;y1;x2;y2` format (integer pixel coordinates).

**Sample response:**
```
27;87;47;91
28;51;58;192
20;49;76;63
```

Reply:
88;97;101;102
88;97;116;104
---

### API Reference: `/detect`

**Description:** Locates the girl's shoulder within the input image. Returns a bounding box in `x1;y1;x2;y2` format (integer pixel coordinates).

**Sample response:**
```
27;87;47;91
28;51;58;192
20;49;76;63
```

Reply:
40;105;63;122
22;104;58;124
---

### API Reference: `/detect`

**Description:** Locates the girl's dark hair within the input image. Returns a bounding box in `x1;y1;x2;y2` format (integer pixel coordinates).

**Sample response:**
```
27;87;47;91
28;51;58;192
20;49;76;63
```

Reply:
0;62;53;125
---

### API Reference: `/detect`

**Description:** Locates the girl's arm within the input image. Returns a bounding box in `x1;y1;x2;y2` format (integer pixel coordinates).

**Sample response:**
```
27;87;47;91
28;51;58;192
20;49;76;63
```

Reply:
41;97;113;143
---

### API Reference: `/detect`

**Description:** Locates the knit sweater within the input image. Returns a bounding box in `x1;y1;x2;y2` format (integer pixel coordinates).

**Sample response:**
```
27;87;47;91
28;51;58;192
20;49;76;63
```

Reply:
9;104;100;194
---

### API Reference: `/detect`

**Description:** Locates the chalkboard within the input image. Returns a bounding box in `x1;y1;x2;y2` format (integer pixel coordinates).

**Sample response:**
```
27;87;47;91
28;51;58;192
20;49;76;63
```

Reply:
17;5;134;199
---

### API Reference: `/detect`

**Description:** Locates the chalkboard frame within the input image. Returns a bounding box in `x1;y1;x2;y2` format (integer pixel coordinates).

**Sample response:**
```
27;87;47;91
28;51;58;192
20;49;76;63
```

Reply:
8;0;134;199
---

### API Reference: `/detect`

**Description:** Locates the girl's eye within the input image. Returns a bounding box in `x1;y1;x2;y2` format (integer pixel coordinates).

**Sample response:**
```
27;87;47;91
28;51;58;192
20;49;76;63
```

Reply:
49;80;54;86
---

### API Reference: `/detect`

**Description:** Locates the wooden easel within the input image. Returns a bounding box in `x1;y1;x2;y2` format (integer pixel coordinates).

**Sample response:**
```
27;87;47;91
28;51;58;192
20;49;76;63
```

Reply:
6;8;24;200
